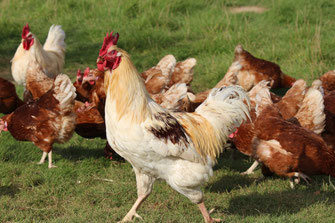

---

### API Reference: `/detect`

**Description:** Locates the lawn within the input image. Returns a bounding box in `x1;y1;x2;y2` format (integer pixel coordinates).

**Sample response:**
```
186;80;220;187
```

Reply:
0;0;335;222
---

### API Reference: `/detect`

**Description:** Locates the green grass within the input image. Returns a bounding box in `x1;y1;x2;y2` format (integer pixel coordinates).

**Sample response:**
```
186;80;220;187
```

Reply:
1;0;335;222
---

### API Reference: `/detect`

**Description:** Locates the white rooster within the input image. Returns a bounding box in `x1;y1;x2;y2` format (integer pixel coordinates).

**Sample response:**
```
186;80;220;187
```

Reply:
11;23;66;85
97;32;250;222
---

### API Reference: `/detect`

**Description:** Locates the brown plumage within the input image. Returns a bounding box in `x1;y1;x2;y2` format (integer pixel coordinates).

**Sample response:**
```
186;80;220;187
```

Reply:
0;77;24;114
73;69;94;103
275;79;307;119
231;108;257;157
168;58;196;87
25;59;54;99
232;45;296;91
251;88;335;188
81;68;106;116
320;70;335;95
74;100;105;139
231;81;323;174
253;105;335;187
322;90;335;150
141;55;176;95
0;75;76;168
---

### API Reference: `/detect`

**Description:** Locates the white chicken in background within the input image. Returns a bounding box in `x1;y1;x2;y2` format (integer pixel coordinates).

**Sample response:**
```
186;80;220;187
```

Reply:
97;32;250;223
11;23;66;85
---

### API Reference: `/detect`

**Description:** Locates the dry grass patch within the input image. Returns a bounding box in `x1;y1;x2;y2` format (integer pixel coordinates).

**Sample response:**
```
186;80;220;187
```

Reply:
230;6;268;14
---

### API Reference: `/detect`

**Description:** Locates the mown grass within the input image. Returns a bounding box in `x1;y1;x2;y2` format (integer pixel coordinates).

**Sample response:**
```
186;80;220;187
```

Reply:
1;0;335;222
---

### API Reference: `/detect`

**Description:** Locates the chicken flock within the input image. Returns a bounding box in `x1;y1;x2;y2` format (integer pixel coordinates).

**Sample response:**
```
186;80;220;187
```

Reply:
0;24;335;222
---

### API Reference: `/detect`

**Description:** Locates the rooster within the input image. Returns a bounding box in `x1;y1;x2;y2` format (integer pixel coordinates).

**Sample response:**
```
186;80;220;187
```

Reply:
11;24;65;86
0;78;24;114
0;74;76;168
97;32;250;222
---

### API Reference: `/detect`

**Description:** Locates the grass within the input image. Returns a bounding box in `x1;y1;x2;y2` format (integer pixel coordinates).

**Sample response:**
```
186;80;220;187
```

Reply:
1;0;335;222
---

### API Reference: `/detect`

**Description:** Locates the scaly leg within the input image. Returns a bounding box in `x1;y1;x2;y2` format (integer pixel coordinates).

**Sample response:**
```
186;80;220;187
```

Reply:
241;160;259;175
37;152;48;165
48;151;57;168
118;168;155;222
198;201;222;223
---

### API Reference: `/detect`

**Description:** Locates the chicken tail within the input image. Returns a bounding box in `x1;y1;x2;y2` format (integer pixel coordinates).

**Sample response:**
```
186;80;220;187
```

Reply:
281;73;296;88
43;25;66;55
160;83;188;110
156;54;176;78
195;86;250;147
215;62;240;88
275;79;307;119
294;87;325;134
247;80;271;108
172;58;197;84
253;86;273;117
53;74;76;113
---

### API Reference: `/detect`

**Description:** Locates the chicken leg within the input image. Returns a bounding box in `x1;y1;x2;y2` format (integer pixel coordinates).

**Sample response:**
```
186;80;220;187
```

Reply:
37;150;56;168
241;160;259;175
119;168;155;222
198;201;222;223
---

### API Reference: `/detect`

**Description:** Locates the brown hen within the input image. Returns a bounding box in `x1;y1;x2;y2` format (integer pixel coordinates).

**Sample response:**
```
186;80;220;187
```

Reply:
230;45;296;91
0;75;76;168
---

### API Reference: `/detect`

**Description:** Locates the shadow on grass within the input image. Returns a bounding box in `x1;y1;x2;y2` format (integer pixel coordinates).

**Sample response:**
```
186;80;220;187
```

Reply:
0;185;19;197
228;189;335;216
55;145;104;161
214;148;256;173
207;174;256;193
55;145;125;163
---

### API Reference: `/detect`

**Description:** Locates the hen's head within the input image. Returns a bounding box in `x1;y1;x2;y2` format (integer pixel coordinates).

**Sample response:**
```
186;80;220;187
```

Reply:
76;69;84;84
97;31;121;72
22;23;34;51
82;67;98;85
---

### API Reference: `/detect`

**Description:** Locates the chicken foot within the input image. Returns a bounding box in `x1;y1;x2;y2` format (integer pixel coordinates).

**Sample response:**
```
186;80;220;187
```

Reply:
198;201;222;223
118;169;154;222
241;160;259;175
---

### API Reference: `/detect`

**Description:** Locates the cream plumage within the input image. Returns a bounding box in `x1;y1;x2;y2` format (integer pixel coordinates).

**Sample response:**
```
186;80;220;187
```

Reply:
98;32;250;223
11;24;65;85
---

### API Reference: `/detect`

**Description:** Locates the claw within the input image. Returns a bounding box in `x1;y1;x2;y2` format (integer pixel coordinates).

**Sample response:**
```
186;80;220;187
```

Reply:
118;211;143;222
241;170;254;175
210;218;223;222
133;213;143;220
290;172;311;188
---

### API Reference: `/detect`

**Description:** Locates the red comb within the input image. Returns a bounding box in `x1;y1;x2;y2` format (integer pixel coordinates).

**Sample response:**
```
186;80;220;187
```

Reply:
99;31;119;57
22;23;30;39
76;69;83;83
83;67;90;77
77;69;82;77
